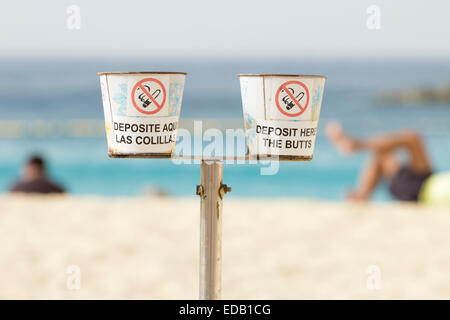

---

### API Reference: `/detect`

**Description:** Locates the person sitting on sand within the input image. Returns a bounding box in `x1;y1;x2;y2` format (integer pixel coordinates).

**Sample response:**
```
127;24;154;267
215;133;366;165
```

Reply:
326;122;450;203
10;155;65;194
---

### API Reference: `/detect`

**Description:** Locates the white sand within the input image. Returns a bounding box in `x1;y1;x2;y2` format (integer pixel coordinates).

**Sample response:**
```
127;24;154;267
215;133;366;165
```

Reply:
0;195;449;299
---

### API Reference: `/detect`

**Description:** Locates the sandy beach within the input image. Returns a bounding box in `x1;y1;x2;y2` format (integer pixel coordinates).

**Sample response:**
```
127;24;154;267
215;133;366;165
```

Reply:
0;195;449;299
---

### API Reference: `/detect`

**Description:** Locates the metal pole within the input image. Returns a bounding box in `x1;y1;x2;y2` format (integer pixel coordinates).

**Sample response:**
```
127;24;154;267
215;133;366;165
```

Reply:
196;160;231;300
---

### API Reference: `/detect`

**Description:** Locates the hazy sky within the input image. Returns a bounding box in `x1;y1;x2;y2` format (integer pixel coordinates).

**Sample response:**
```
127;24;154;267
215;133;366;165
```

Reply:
1;0;449;59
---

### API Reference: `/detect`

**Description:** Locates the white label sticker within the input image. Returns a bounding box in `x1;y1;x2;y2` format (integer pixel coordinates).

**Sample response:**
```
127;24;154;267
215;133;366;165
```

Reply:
110;116;178;154
248;119;318;157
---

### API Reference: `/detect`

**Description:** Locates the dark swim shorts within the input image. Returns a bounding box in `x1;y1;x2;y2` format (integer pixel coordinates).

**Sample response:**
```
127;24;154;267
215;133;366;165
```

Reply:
389;166;432;202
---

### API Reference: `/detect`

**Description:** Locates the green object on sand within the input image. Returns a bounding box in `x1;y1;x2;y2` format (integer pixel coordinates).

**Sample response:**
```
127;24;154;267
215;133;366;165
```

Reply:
419;171;450;205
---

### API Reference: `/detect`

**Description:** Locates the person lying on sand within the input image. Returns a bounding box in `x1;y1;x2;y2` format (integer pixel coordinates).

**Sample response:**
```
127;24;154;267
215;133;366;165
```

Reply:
326;121;450;204
10;155;65;194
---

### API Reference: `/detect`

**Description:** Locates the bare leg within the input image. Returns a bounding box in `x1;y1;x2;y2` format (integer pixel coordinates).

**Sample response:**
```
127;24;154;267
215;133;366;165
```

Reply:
326;121;431;201
326;121;431;174
348;151;399;201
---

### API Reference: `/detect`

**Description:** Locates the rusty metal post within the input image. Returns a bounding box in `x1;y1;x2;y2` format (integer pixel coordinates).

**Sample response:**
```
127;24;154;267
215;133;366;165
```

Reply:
196;160;231;300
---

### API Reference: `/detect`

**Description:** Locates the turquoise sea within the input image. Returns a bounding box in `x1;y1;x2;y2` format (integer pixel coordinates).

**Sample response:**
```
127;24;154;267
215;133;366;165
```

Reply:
0;58;449;200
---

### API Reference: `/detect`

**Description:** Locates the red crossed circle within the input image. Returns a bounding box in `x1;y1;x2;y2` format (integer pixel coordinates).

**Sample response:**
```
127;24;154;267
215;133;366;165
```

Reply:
275;80;310;117
131;78;167;115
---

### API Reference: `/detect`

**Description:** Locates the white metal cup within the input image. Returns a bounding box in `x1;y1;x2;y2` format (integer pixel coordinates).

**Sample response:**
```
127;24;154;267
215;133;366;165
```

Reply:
238;74;326;160
98;71;187;158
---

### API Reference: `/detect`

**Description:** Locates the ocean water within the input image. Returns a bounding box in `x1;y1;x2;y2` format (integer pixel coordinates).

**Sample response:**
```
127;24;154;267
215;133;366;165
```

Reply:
0;58;449;200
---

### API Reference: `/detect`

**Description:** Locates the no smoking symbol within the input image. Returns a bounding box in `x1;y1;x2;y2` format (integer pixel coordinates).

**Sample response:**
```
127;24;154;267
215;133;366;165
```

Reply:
131;78;167;115
275;80;310;117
